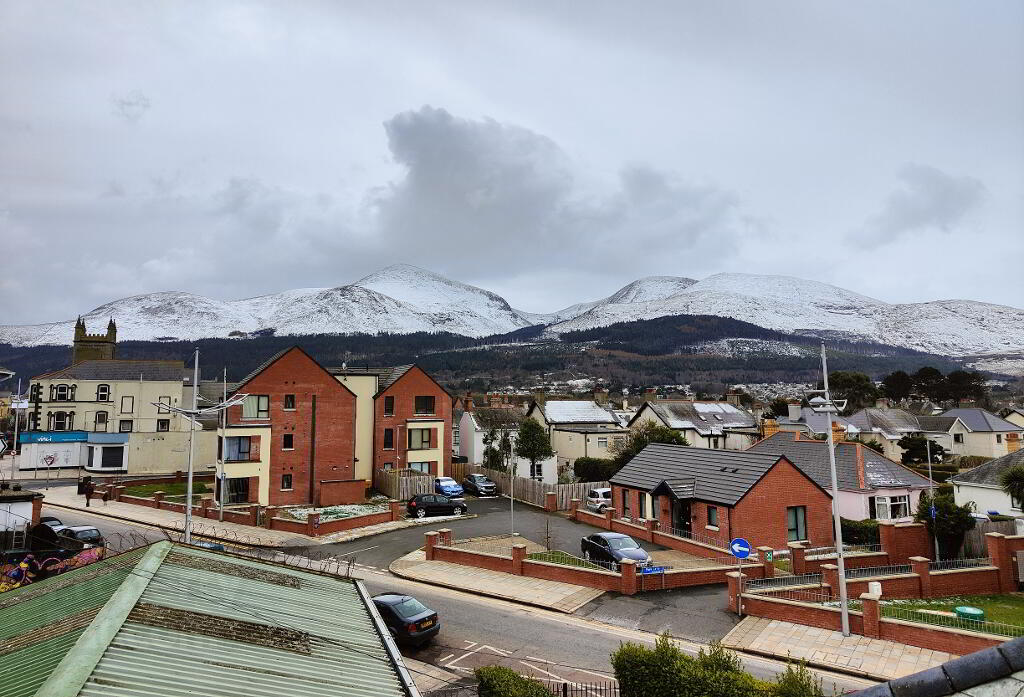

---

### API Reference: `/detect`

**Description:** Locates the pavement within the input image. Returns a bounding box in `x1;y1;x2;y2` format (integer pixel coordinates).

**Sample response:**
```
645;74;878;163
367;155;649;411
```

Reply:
722;617;957;682
390;548;605;613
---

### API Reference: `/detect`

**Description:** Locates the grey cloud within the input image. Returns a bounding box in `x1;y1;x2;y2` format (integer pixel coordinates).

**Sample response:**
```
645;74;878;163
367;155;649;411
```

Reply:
860;164;986;246
110;90;151;123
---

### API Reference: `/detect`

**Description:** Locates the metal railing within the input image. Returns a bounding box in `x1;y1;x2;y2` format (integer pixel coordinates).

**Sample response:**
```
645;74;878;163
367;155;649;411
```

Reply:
527;549;619;572
755;588;835;604
929;557;993;572
845;563;912;580
744;572;823;592
804;543;883;559
882;605;1024;639
663;526;729;551
665;555;737;570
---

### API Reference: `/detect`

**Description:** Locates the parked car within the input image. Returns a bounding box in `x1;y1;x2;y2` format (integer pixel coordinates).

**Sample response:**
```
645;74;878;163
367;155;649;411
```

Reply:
39;516;63;528
462;473;497;497
580;532;651;567
407;494;468;519
585;487;612;513
191;541;226;551
372;593;440;646
434;477;464;498
53;525;105;549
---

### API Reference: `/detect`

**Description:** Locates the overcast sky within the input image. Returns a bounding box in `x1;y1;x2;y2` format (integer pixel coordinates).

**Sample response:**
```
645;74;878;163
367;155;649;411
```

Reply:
2;1;1022;325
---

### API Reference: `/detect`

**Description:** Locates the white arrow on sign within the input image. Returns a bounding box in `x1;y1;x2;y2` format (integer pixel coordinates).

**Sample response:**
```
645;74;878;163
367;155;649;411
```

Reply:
731;542;748;554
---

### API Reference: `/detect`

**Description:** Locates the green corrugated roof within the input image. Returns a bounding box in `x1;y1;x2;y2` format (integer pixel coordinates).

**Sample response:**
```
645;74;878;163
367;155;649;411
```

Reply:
0;629;86;697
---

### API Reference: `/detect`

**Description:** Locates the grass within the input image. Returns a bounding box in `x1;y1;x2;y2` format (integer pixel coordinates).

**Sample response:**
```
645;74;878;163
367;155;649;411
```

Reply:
772;558;792;573
121;482;209;498
527;550;605;571
882;594;1024;627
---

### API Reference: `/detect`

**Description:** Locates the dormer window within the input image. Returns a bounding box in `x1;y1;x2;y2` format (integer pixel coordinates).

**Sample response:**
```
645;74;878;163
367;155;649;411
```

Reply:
96;384;110;401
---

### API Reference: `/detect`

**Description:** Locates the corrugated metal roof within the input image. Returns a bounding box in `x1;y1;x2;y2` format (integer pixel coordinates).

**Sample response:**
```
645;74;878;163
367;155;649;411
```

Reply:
0;629;86;697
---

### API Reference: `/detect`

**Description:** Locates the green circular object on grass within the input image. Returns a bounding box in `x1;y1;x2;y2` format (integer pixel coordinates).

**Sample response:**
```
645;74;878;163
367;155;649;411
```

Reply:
954;606;985;621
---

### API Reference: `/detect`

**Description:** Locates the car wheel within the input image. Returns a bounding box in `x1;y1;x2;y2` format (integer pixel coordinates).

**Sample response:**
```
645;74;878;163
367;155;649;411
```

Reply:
598;504;607;513
416;509;427;519
454;507;464;517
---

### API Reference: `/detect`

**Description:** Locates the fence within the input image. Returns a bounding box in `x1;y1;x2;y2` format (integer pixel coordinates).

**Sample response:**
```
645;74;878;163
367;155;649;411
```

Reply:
664;526;729;551
447;535;517;558
804;543;883;558
447;462;608;510
744;572;823;593
372;468;433;501
881;604;1024;639
929;557;992;572
962;519;1017;557
430;681;618;697
845;563;912;580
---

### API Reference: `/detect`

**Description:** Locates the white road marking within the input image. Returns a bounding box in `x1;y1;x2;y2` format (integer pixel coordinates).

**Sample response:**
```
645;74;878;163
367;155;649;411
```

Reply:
439;654;455;662
338;545;379;557
518;660;564;681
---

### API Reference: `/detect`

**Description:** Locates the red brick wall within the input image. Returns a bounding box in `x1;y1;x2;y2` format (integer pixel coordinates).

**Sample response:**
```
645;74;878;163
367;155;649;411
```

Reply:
878;619;1001;655
268;517;308;534
930;568;1001;596
732;457;834;550
522;559;623;591
651;530;730;559
313;510;393;535
229;347;357;507
433;546;515;573
740;594;863;634
373;366;452;476
317;479;366;506
803;552;889;574
690;500;732;541
879;523;933;564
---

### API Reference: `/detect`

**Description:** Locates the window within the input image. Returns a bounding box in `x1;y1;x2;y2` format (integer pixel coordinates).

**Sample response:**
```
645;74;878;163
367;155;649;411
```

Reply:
997;434;1003;444
612;437;625;447
54;384;71;401
242;395;270;419
94;411;108;432
383;428;394;449
51;411;71;431
96;384;110;401
157;396;171;414
530;461;543;479
156;419;170;432
414;395;435;415
383;396;394;416
119;420;133;433
408;428;433;450
409;462;429;473
283;433;294;450
225;436;251;461
453;427;460;447
787;506;807;542
283;394;296;410
872;495;910;521
623;492;631;517
120;396;134;414
708;505;718;528
281;474;293;490
382;462;394;470
954;433;964;444
597;437;608;448
1012;495;1023;511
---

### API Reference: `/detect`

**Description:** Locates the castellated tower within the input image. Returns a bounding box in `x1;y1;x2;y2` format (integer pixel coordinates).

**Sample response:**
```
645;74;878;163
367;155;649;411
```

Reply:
72;317;117;363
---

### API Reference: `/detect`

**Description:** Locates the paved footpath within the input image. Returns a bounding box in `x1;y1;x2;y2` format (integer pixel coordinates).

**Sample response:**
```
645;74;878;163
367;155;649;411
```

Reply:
723;617;956;682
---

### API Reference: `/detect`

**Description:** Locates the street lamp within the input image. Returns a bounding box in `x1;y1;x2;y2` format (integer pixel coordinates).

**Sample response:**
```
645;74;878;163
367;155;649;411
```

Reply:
807;341;851;637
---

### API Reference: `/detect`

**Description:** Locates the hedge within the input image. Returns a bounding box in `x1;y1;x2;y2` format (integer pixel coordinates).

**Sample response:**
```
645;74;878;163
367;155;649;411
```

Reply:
475;666;550;697
573;456;617;483
841;518;880;546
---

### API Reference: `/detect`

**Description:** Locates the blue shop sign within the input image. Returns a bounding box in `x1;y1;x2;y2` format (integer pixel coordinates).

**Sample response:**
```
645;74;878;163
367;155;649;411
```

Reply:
19;431;89;444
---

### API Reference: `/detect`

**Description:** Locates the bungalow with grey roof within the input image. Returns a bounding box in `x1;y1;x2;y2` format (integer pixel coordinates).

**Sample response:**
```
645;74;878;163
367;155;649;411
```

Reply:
951;448;1024;517
628;400;759;450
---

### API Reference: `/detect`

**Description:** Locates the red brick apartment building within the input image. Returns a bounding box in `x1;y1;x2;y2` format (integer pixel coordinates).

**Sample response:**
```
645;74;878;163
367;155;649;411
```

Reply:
371;365;453;477
610;444;834;550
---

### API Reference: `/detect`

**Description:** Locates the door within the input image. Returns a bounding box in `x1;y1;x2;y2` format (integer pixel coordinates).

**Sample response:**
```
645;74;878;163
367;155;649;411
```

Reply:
673;500;691;534
226;477;250;505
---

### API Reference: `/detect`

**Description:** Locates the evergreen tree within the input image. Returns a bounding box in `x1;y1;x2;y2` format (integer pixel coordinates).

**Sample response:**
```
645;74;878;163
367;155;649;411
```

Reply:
823;371;878;412
912;367;946;401
897;434;946;464
881;370;913;402
514;419;554;479
609;422;689;470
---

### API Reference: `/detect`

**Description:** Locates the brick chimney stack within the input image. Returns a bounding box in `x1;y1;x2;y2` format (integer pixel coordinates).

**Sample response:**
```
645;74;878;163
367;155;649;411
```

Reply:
594;388;609;405
831;422;845;444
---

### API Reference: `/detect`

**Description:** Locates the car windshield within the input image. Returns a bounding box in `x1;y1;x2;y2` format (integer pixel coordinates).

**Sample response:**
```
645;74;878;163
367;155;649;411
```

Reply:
392;597;430;619
74;529;102;541
439;479;457;485
607;537;639;550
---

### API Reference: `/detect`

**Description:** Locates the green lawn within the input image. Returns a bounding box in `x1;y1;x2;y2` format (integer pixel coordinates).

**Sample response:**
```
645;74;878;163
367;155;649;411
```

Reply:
121;482;210;499
883;594;1024;628
527;550;605;571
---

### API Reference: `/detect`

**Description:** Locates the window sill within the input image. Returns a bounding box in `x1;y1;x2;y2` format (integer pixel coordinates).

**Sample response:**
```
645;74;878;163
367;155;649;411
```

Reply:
281;448;294;452
706;525;719;532
283;408;295;412
280;488;294;492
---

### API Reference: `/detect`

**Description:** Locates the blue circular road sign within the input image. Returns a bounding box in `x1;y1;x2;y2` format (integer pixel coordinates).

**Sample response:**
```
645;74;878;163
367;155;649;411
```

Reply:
730;538;752;559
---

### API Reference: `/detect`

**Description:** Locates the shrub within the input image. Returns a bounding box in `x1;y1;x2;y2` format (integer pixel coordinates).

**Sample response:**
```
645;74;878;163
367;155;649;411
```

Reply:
573;457;617;482
770;662;825;697
613;636;765;697
937;482;954;496
956;455;993;469
474;666;550;697
840;518;879;545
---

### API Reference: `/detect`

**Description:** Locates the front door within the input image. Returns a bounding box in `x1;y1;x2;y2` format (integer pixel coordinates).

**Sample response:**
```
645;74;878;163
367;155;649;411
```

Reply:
226;477;250;504
673;500;691;534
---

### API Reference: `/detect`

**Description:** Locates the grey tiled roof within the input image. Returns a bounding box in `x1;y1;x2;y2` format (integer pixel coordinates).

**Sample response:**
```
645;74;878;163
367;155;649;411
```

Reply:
35;360;186;382
950;448;1024;487
749;431;932;492
942;408;1023;433
777;407;859;436
916;416;958;432
610;444;788;505
470;408;525;430
641;401;756;436
847;408;925;438
378;365;414;391
852;635;1024;696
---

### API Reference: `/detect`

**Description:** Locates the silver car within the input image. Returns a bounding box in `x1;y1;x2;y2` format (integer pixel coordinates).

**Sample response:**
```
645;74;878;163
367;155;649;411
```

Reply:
585;487;612;512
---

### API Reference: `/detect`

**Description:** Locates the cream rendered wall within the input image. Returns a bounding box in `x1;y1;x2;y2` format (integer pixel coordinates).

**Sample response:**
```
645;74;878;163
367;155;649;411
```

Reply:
1007;412;1024;429
954;481;1017;516
550;428;626;471
947;421;970;457
120;430;219;475
406;418;446;470
334;374;378;482
836;487;922;522
964;431;1011;459
223;425;272;506
458;411;481;463
34;377;189;433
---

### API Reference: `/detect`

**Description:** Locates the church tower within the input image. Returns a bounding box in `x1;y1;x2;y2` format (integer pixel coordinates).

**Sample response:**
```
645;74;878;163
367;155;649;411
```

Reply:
71;317;117;364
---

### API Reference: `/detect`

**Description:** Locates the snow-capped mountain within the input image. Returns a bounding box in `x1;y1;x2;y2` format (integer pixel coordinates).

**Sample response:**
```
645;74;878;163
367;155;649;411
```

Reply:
1;266;1022;358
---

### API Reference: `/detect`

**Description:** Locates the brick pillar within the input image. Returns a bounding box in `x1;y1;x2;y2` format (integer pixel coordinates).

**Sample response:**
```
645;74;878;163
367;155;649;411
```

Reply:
620;559;637;596
909;556;932;597
114;485;125;501
570;498;581;520
263;506;276;529
175;471;183;483
545;492;557;512
249;505;261;526
986;533;1014;593
644;519;658;543
821;563;839;600
512;544;526;575
307;513;321;537
604;508;615;529
437;528;453;547
726;571;746;613
424;531;439;561
153;491;164;508
788;542;806;575
757;546;775;578
389;500;404;521
860;592;881;638
878;522;897;562
659;495;672;531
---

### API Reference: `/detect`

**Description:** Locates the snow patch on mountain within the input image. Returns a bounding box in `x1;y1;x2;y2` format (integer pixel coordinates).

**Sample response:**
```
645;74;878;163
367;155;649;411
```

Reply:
692;338;812;358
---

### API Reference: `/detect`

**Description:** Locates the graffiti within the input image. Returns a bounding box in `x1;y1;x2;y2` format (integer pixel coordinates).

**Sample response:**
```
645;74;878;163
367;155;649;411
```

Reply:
0;547;105;592
42;454;57;467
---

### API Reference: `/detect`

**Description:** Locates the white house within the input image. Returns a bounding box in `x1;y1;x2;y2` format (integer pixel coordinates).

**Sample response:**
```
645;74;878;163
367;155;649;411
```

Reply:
941;408;1024;459
459;407;558;484
845;408;967;461
526;400;628;479
628;401;759;450
951;449;1024;516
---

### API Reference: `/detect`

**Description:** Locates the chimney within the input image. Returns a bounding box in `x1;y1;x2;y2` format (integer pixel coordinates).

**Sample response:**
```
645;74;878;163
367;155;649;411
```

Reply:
532;390;546;406
762;418;779;438
594;388;609;406
874;397;890;409
464;392;474;412
787;402;802;421
489;392;501;408
831;422;846;444
726;391;742;407
644;388;658;403
1008;433;1021;454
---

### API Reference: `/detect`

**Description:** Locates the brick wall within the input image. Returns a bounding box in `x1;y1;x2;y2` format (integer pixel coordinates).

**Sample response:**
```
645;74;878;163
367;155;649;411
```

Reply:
522;559;624;592
876;618;1002;655
732;457;834;550
433;546;515;574
373;366;452;476
803;551;890;574
879;522;932;564
317;479;366;506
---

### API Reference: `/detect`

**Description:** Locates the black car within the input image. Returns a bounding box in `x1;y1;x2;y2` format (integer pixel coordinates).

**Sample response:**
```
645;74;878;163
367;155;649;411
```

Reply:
580;532;651;567
372;593;440;646
462;473;497;497
39;516;64;528
406;493;468;519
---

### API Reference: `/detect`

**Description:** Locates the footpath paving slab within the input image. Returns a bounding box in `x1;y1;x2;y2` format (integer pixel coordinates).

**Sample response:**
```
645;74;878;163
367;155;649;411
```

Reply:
390;549;605;613
722;617;956;682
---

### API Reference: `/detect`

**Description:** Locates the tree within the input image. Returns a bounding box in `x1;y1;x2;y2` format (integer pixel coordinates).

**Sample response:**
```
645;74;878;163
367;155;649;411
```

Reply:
765;399;791;419
1000;465;1024;509
915;492;976;558
609;422;689;470
514;419;554;479
945;370;987;406
823;371;878;412
896;434;946;464
881;370;913;402
482;427;513;472
852;436;886;454
912;367;946;401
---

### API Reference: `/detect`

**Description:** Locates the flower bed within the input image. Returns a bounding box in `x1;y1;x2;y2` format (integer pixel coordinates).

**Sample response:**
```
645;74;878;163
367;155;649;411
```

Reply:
286;501;390;523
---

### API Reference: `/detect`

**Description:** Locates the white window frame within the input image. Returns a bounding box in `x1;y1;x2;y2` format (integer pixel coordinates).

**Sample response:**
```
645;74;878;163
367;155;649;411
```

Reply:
874;494;911;521
54;384;71;401
120;396;135;414
597;437;608;448
157;396;171;414
408;461;429;473
96;384;110;401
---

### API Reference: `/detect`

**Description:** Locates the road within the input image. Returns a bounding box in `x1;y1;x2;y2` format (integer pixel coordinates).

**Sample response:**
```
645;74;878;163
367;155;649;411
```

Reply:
52;505;875;694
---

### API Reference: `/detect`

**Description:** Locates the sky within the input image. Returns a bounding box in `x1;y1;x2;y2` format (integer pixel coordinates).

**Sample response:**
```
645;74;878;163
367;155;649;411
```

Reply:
1;1;1022;325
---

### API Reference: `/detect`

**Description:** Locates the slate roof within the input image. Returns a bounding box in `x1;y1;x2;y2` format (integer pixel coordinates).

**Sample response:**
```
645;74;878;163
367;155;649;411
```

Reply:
851;635;1024;697
847;408;926;438
905;400;943;416
610;444;793;506
470;407;525;431
950;448;1024;487
749;431;933;492
537;400;621;425
34;360;186;382
777;407;859;436
0;541;416;697
636;402;757;436
942;408;1023;433
916;416;958;432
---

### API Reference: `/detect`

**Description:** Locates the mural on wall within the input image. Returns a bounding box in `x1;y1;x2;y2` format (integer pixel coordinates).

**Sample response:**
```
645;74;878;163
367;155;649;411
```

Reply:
0;547;105;592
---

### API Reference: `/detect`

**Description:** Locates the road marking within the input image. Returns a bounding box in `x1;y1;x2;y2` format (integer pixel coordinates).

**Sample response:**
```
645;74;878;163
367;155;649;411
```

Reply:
439;654;455;662
338;545;379;557
518;661;564;680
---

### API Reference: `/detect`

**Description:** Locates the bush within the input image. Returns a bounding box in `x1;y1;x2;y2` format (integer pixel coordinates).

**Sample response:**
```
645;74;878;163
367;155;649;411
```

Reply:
573;457;617;482
770;662;825;697
475;666;550;697
937;482;954;496
956;455;993;469
840;518;879;545
612;636;767;697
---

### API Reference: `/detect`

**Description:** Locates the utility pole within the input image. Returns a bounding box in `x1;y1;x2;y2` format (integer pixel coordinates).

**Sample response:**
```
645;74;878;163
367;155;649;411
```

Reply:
184;349;199;544
219;366;227;522
12;378;21;476
926;438;940;561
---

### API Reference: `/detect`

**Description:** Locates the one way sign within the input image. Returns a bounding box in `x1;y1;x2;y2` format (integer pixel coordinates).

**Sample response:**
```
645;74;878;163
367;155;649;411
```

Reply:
730;538;751;559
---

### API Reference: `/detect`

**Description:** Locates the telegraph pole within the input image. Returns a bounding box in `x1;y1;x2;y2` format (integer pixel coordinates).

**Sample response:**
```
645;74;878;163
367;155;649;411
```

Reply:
184;349;199;544
218;367;227;522
926;439;940;561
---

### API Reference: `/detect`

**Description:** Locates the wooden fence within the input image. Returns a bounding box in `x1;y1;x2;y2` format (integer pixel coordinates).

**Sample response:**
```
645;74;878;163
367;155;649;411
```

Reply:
372;468;433;501
448;461;607;510
962;518;1018;557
